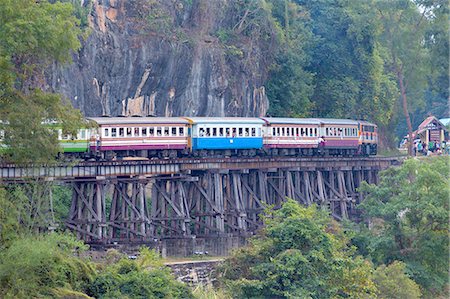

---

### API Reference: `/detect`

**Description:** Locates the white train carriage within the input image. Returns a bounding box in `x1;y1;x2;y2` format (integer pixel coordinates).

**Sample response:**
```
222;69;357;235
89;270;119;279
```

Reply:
261;118;321;155
87;117;190;158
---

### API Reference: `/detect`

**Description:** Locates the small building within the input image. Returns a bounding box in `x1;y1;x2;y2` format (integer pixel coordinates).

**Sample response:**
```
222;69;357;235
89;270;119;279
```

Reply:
415;116;448;145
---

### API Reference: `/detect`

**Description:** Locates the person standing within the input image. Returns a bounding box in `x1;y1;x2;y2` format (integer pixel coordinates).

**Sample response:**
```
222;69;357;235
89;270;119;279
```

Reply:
417;141;423;155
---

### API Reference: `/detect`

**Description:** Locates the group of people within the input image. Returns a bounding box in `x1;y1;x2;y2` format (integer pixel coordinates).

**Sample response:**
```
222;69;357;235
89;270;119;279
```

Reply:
413;140;449;156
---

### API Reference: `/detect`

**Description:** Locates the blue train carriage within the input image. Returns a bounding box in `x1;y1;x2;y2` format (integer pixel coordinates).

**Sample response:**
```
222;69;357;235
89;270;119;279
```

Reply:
184;117;265;156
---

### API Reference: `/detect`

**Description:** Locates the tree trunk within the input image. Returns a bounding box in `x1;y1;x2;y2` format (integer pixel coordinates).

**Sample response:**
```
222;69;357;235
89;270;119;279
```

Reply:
395;64;414;156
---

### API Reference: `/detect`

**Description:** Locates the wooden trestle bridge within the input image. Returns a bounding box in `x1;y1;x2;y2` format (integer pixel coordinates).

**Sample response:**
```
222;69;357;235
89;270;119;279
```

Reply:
0;157;399;251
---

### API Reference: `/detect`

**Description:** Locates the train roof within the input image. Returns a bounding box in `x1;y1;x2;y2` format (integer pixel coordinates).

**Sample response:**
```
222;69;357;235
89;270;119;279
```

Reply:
87;117;190;125
358;120;377;127
183;117;265;125
316;118;359;125
260;117;321;125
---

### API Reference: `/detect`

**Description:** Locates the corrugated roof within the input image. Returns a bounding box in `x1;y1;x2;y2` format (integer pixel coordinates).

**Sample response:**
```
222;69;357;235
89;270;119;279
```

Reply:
260;117;321;125
183;117;265;124
87;117;189;125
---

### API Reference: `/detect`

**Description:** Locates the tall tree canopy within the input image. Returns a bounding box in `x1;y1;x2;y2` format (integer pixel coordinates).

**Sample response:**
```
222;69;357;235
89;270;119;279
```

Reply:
0;0;84;163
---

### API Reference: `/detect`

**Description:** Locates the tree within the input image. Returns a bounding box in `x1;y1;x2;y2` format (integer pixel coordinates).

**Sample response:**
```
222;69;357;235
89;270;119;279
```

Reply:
373;261;421;299
0;0;84;163
220;199;377;298
423;0;449;118
358;157;449;296
283;0;399;149
266;1;314;117
375;0;431;155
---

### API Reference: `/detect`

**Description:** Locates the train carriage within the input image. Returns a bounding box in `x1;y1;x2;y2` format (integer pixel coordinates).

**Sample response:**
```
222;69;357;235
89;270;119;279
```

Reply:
318;119;360;155
358;121;378;155
261;118;321;155
58;128;91;154
184;117;264;155
87;117;189;158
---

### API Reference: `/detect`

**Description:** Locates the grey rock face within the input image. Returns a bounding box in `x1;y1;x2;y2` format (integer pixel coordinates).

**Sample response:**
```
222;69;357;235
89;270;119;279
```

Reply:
49;0;271;117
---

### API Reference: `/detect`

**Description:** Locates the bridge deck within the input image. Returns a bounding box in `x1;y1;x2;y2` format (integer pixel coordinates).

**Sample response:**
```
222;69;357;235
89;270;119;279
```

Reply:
0;157;400;181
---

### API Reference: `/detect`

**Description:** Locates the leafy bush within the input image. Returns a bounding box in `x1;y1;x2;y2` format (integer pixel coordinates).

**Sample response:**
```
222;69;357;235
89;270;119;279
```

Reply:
0;233;94;298
87;247;193;299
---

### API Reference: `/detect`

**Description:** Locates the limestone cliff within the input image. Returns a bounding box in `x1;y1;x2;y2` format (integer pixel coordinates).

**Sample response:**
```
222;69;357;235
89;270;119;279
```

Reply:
49;0;274;117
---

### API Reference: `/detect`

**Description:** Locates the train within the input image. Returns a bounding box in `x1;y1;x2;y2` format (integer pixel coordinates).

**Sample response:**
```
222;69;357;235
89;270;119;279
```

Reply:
56;116;378;160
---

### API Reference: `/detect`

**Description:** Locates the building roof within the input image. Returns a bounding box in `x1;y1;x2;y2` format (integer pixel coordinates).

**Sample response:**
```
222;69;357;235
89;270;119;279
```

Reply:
439;118;450;127
416;116;448;133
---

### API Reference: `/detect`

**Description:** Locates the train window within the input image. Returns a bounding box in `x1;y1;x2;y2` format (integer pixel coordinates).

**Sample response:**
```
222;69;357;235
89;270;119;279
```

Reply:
111;128;117;137
142;128;147;137
180;127;184;136
251;128;256;137
163;127;169;136
218;128;223;136
104;128;109;137
172;127;177;136
325;128;329;136
272;128;275;136
205;128;210;137
285;128;289;137
126;127;131;137
300;128;304;137
238;128;242;137
119;128;124;137
275;127;279;136
134;127;140;137
308;128;312;136
294;128;298;136
156;127;161;136
212;128;217;136
281;128;286;136
149;128;154;136
244;128;249;136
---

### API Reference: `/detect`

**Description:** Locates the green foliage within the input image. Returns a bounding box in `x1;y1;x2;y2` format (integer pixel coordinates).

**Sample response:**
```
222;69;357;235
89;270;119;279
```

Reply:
220;199;377;298
0;188;21;248
88;247;193;299
0;233;94;298
52;184;73;224
423;0;449;118
373;261;421;299
358;157;449;296
0;0;84;163
142;0;173;36
266;1;314;117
